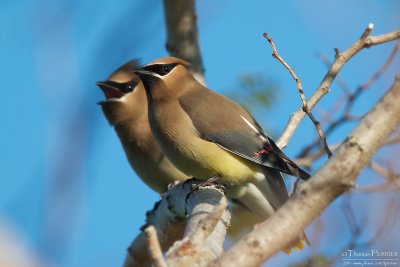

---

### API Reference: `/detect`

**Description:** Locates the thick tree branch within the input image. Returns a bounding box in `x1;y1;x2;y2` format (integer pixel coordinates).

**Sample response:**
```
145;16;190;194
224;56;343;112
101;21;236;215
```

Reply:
209;75;400;267
165;190;229;267
144;226;167;267
163;0;205;84
124;180;189;267
276;25;400;149
124;179;229;267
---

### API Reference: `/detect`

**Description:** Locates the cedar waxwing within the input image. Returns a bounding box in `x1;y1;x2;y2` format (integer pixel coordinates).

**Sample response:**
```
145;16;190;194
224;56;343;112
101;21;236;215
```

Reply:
97;60;266;241
96;60;188;193
134;57;311;252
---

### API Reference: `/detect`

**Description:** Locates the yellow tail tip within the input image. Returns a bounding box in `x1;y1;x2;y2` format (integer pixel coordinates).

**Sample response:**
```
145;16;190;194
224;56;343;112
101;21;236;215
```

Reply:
282;247;292;255
282;234;310;254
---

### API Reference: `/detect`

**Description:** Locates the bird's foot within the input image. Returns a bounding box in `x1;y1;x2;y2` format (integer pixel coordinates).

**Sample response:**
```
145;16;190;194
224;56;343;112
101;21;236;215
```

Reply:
207;174;221;184
191;174;226;192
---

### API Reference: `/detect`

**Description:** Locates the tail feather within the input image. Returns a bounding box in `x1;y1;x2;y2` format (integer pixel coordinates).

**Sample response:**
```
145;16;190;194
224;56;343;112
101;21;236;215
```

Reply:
228;169;311;254
282;233;311;254
280;155;311;181
266;136;311;181
254;169;310;253
296;166;311;181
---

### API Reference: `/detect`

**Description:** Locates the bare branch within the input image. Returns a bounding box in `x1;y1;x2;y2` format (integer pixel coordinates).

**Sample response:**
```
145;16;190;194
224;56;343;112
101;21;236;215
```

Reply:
163;0;205;84
190;198;228;246
125;180;188;267
145;226;168;267
318;53;351;95
276;25;400;149
263;33;332;157
340;196;398;251
166;185;230;267
296;144;340;168
316;39;398;127
297;38;399;160
125;180;230;267
355;162;400;193
357;41;399;91
367;30;400;46
209;75;400;267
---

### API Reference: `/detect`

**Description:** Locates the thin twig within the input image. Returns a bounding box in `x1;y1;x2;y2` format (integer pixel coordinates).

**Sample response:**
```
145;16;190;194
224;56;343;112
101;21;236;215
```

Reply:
297;40;400;159
263;33;332;157
361;199;399;247
321;196;400;267
341;196;398;249
296;144;340;168
318;53;352;96
352;161;400;193
367;31;400;46
357;41;400;91
145;226;168;267
276;25;400;149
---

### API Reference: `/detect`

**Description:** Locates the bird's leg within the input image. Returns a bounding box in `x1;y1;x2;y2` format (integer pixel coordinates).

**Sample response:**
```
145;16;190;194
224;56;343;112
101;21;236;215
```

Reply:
205;174;227;191
204;174;226;190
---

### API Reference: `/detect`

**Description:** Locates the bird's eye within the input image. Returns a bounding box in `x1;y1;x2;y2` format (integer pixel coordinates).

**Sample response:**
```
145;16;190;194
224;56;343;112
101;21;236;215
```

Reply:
162;65;171;75
122;82;135;92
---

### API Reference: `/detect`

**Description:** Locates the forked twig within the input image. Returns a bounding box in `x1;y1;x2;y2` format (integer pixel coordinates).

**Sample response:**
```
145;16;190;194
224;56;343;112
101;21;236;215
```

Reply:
263;33;332;157
298;41;400;159
275;24;400;149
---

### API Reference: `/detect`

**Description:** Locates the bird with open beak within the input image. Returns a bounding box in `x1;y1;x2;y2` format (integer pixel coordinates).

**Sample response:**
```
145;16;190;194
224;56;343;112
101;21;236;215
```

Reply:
133;57;311;252
96;60;273;240
96;60;188;193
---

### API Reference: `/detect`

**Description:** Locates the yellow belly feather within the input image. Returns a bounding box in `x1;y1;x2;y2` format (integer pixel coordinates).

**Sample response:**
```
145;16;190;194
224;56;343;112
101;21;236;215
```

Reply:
178;137;261;185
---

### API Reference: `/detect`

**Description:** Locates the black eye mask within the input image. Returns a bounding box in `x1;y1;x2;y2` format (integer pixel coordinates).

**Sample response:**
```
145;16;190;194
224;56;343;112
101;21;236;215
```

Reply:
142;63;178;76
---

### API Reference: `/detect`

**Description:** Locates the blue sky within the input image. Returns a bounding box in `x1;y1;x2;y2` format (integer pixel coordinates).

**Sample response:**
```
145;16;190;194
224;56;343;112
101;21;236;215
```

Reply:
1;1;399;266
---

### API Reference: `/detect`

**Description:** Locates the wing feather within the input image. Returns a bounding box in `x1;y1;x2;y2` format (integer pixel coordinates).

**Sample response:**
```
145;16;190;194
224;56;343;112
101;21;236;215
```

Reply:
179;87;310;180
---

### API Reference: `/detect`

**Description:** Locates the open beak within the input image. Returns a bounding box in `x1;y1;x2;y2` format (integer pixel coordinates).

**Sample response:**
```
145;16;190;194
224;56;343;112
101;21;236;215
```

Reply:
96;80;128;100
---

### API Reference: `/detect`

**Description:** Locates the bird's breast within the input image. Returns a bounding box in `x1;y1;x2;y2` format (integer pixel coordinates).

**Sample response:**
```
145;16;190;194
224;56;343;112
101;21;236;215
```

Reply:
148;102;259;184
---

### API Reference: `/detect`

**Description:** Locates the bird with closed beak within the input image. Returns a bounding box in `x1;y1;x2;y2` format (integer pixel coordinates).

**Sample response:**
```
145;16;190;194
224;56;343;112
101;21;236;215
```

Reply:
134;57;311;252
96;60;188;193
96;60;274;240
